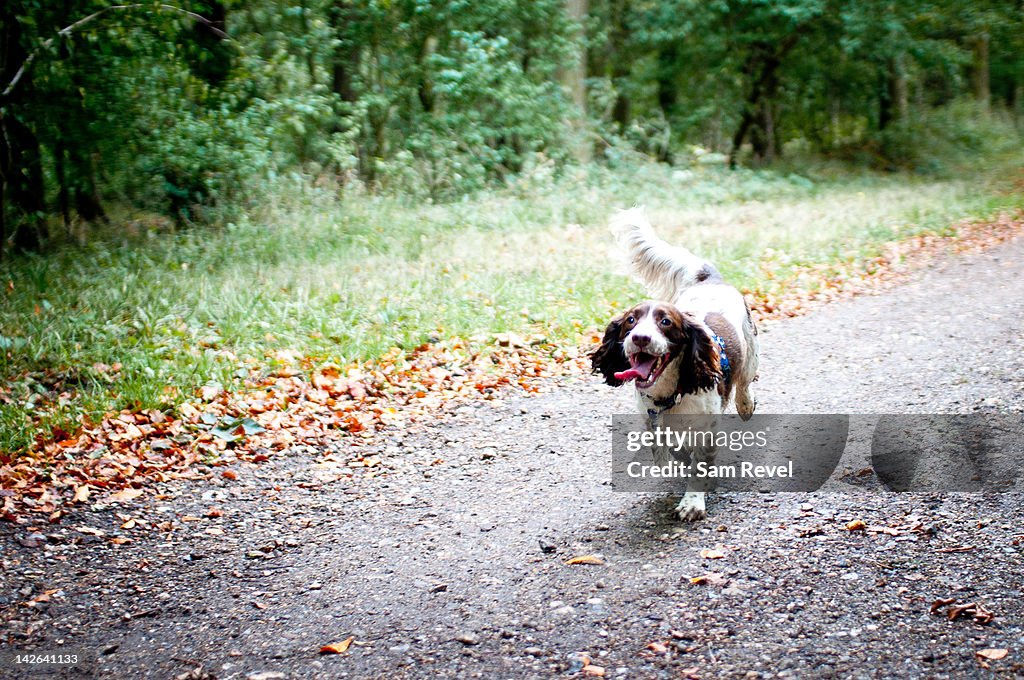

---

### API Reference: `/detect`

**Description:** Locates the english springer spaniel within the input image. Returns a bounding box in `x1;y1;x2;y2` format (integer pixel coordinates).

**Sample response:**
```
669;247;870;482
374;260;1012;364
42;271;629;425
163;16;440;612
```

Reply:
591;207;759;521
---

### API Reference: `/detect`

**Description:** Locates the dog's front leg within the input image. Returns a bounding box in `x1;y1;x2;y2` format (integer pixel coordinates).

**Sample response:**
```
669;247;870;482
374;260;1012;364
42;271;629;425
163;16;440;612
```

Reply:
675;443;715;522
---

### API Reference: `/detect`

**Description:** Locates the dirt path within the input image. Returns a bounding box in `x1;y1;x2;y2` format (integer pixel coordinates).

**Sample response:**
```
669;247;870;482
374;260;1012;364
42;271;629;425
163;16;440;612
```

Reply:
3;239;1024;679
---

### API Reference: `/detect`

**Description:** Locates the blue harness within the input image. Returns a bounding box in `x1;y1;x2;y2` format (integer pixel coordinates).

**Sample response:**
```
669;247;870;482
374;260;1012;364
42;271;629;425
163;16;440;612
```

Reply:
646;334;730;417
713;334;731;384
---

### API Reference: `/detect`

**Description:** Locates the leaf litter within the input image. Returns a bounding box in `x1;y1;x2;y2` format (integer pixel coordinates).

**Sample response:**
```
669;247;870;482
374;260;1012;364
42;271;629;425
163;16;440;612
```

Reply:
930;598;996;625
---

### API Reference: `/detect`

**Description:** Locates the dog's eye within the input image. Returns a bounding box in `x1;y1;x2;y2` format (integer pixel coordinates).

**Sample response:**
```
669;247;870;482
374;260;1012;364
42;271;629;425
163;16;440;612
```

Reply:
626;316;635;324
660;318;671;326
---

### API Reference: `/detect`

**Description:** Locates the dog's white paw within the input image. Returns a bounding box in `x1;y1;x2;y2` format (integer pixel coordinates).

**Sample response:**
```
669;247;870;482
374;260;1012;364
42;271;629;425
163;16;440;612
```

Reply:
736;392;757;421
675;492;706;522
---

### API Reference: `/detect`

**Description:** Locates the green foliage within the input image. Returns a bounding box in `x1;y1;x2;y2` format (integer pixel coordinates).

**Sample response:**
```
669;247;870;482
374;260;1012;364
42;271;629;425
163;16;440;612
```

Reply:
874;100;1023;175
380;29;568;198
3;0;1023;247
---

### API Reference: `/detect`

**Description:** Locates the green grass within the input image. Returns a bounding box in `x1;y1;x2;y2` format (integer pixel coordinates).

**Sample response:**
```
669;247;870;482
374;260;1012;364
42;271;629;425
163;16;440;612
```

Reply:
2;154;1023;455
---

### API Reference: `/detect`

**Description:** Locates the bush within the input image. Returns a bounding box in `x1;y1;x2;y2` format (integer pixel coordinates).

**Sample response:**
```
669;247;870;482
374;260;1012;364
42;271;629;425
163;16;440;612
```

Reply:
876;100;1022;175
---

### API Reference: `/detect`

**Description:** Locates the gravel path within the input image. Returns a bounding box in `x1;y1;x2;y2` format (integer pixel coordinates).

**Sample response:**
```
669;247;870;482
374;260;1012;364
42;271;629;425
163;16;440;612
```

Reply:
3;238;1024;679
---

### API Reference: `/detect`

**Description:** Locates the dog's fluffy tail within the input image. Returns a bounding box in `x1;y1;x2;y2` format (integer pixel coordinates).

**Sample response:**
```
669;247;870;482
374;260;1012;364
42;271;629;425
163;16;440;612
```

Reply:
610;206;713;302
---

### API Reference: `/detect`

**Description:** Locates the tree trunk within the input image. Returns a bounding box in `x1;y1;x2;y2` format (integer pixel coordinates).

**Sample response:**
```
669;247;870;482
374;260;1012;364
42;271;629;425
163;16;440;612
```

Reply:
191;1;231;85
609;0;631;131
728;32;801;169
880;53;908;130
0;8;48;254
5;114;47;253
972;31;990;115
299;0;317;82
828;93;841;147
891;53;908;122
417;36;438;113
656;44;679;120
1014;83;1023;129
0;178;5;259
56;142;72;237
748;99;776;164
560;0;590;162
61;33;108;225
331;2;360;105
72;151;106;223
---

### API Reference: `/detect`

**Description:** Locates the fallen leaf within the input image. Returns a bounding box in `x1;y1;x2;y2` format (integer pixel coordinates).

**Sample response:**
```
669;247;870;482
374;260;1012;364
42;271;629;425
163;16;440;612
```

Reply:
699;548;725;559
200;384;223;401
320;636;354;654
221;470;238;481
930;597;956;614
846;520;866;531
77;526;106;537
108;488;144;503
210;426;241;442
22;589;59;607
72;485;91;504
866;525;900;536
120;518;136;530
931;599;996;625
564;555;604;566
647;641;669;654
689;572;729;586
582;665;605;677
976;649;1007;661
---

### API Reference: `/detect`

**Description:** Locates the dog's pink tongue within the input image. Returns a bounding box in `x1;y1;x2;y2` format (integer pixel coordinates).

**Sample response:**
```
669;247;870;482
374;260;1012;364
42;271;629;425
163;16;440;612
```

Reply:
614;357;657;382
613;368;644;382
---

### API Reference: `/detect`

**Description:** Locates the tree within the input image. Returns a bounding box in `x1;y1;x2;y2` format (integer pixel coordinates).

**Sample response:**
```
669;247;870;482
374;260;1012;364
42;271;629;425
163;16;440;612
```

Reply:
1;4;47;254
560;0;590;162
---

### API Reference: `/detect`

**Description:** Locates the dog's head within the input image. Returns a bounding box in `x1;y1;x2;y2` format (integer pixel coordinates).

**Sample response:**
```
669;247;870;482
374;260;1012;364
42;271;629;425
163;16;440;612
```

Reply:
591;301;722;394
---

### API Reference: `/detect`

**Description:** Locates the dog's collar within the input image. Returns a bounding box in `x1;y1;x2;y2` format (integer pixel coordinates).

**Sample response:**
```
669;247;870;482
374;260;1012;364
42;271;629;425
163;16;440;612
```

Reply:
647;393;679;417
643;334;730;418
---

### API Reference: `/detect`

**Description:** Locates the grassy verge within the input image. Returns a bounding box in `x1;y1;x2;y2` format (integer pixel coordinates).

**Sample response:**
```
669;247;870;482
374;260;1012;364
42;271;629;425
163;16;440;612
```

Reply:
2;154;1023;455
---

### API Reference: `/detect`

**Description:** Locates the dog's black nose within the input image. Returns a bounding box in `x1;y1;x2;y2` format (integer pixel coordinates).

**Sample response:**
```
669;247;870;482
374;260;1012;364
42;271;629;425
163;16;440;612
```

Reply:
631;334;650;348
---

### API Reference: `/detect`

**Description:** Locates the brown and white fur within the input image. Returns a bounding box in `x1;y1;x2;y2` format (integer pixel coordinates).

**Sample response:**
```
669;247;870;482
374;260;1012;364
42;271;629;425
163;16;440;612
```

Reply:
591;207;759;521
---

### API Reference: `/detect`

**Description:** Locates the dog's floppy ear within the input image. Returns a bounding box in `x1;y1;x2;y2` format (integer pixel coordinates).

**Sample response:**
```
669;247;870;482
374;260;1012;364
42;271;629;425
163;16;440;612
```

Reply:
590;314;629;386
675;316;723;394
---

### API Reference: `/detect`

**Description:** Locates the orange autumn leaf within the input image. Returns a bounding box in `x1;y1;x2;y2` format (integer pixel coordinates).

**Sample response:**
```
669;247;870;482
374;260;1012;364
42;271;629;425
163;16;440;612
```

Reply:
320;636;354;654
690;572;728;586
108;487;144;502
976;649;1008;661
564;555;604;566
